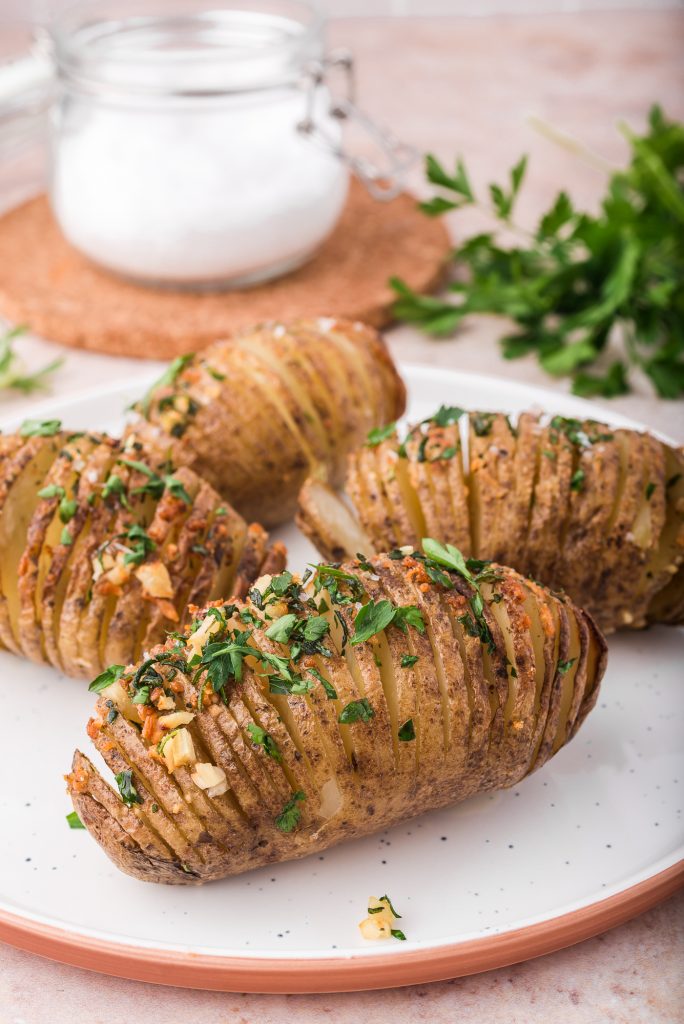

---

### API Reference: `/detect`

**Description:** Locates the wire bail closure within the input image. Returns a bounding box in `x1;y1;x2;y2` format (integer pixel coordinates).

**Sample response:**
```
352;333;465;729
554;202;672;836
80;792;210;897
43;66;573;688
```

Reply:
297;49;418;201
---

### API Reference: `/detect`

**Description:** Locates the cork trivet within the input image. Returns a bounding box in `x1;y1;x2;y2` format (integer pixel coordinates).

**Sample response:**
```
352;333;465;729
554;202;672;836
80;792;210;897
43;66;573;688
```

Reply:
0;180;450;360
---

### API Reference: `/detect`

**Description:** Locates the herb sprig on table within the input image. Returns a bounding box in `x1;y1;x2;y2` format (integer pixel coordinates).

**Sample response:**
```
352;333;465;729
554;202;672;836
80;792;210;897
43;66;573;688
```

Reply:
0;325;63;395
391;105;684;398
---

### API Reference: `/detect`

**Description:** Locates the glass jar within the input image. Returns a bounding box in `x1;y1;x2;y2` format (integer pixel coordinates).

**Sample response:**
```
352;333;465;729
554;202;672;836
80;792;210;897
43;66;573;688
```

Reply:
48;0;355;288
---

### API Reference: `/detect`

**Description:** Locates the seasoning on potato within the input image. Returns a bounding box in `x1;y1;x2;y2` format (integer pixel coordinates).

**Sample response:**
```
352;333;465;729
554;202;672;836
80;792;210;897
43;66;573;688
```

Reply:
125;317;407;527
297;408;684;633
0;424;284;678
67;542;606;885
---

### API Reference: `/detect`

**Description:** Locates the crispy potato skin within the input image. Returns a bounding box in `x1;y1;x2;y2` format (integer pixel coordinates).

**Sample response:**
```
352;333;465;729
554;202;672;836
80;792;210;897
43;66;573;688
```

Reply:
308;412;684;633
0;432;282;678
126;318;407;527
68;555;605;885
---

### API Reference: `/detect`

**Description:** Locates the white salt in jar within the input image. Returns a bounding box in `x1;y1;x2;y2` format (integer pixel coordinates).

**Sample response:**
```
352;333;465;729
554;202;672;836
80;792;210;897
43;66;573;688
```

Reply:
48;1;411;289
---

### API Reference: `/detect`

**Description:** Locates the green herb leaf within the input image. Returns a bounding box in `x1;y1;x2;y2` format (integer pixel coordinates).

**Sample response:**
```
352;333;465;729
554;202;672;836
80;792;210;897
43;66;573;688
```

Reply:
88;663;125;693
557;658;576;674
19;418;61;437
401;654;419;668
570;469;586;492
275;790;306;832
66;811;85;829
115;769;141;806
395;109;684;399
247;722;282;762
431;404;465;427
367;422;397;447
140;354;193;415
398;719;416;741
338;698;374;724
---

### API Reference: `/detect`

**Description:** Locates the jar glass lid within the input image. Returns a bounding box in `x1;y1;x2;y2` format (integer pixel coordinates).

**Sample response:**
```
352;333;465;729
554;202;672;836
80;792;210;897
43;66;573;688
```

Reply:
51;0;325;97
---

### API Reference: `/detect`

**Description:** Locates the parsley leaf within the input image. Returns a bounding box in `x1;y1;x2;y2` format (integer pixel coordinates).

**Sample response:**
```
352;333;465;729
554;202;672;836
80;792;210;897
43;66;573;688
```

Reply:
338;698;374;724
350;599;425;645
88;663;125;693
393;107;684;398
19;418;62;437
275;791;306;832
139;354;193;415
367;422;397;447
246;722;282;762
115;769;141;807
398;719;416;741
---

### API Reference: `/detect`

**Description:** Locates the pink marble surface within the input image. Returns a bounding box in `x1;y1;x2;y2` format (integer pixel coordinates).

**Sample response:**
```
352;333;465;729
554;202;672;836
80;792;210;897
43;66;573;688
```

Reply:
1;7;683;1019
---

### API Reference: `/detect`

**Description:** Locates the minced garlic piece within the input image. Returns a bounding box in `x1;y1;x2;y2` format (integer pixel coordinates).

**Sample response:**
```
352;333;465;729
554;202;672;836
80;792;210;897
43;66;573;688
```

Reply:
358;896;398;941
101;680;141;724
135;560;174;599
186;613;222;659
158;710;194;730
162;727;196;772
191;762;228;798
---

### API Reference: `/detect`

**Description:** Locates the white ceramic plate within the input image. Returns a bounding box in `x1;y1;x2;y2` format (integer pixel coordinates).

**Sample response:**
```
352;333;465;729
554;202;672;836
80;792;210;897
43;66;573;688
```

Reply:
0;366;682;992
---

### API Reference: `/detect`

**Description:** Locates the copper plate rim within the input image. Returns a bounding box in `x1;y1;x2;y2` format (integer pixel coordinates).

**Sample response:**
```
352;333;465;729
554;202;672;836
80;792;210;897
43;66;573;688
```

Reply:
0;861;681;992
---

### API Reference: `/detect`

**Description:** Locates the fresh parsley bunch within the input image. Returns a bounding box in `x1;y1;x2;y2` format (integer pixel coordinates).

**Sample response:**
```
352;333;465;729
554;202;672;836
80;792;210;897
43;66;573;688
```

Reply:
391;105;684;398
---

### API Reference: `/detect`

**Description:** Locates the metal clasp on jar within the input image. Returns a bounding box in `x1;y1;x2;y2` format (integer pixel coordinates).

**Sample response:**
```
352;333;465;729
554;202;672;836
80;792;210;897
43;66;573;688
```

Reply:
297;49;418;201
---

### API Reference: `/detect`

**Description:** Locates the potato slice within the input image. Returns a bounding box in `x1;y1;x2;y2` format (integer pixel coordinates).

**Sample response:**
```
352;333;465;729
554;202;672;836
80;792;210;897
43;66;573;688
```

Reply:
0;436;62;652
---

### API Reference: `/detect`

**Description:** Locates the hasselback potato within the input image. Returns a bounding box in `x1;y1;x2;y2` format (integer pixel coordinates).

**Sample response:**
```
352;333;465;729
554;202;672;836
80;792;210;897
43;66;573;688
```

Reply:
68;544;606;884
0;423;284;678
297;408;684;632
125;317;406;527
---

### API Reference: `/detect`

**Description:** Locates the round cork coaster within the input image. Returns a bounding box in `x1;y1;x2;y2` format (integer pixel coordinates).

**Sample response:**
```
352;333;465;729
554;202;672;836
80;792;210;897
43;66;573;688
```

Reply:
0;180;450;360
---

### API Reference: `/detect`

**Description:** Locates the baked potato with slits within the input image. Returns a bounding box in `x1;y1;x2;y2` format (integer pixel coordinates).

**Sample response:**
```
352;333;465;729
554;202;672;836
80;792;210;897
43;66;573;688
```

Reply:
125;317;406;527
0;424;284;678
67;545;606;884
297;409;684;634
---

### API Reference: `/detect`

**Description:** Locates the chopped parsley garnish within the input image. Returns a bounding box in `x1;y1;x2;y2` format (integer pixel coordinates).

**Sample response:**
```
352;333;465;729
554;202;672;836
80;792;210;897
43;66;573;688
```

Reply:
115;769;141;807
398;719;416;741
570;469;586;492
275;790;306;832
246;722;282;762
401;654;419;668
38;483;64;499
58;496;78;523
60;526;72;546
102;473;130;508
366;422;397;447
645;481;656;500
557;658;576;675
338;698;374;724
66;811;85;829
37;484;78;522
431;404;465;427
118;459;191;504
391;929;407;941
88;663;125;693
265;611;331;661
122;523;156;565
420;538;498;654
471;412;495;437
306;666;338;699
314;564;366;607
350;599;425;646
19;418;61;437
140;353;193;415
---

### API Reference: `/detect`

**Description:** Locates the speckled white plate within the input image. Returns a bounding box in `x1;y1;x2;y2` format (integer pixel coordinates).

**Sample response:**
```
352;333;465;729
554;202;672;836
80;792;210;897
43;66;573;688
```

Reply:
0;366;682;992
